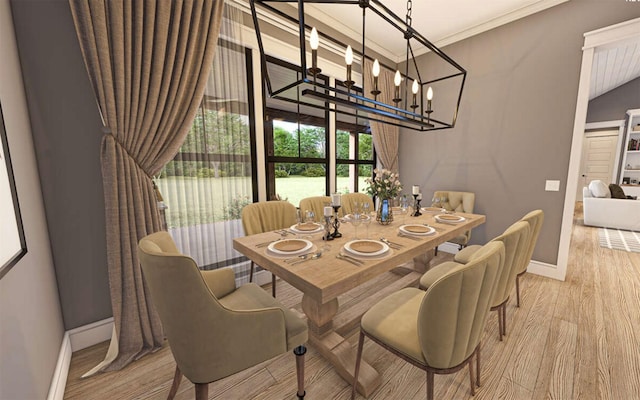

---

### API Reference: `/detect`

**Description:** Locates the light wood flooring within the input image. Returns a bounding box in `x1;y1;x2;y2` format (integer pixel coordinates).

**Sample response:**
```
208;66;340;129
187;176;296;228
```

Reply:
64;205;640;399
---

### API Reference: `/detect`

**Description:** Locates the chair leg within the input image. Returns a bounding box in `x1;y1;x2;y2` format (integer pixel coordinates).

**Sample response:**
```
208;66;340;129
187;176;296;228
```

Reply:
516;274;521;307
272;273;277;298
502;303;507;337
167;365;182;400
194;383;208;400
468;357;476;396
497;307;503;341
249;261;255;282
426;371;435;400
476;344;481;387
351;330;366;400
294;345;307;399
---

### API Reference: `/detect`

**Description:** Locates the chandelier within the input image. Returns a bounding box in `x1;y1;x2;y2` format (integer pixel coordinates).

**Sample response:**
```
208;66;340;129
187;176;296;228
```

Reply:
249;0;466;132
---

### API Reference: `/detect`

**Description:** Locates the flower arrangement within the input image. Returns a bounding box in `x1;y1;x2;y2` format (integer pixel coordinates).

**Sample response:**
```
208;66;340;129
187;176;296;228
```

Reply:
365;168;403;199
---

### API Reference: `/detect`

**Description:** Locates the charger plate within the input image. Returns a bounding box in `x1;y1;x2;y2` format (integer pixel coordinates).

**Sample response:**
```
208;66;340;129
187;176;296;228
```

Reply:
399;224;436;236
344;240;389;257
435;214;466;224
268;239;312;255
290;223;323;234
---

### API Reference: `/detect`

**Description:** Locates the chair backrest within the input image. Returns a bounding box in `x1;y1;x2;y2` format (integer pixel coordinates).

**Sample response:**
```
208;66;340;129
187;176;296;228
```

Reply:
138;231;286;383
433;190;475;244
485;220;530;308
341;192;374;215
518;210;544;274
298;196;332;222
433;190;475;213
417;241;504;369
241;201;297;235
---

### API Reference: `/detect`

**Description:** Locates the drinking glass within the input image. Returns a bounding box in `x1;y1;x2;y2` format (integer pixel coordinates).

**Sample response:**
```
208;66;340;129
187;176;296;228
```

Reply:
352;211;362;239
305;210;315;223
400;196;409;224
361;213;371;239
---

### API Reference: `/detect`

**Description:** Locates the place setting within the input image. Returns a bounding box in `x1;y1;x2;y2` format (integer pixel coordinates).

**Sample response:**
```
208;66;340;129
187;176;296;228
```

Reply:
265;238;316;259
398;223;436;240
336;239;392;266
434;213;467;224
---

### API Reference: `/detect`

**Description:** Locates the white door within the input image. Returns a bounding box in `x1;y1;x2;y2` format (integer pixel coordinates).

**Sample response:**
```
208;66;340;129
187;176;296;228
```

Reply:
576;130;619;201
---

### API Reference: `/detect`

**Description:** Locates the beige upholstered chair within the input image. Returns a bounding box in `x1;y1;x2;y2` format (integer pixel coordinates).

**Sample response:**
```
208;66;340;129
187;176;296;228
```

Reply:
299;196;332;222
341;192;374;216
432;190;475;255
138;231;308;400
423;221;530;340
515;210;544;307
352;241;505;400
241;201;297;297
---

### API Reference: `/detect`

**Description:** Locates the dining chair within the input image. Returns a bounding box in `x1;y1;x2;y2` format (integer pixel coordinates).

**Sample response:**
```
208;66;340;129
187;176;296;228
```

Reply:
241;201;298;297
138;231;308;400
352;241;505;400
431;190;475;255
515;210;544;307
423;221;530;340
341;192;374;216
299;196;333;222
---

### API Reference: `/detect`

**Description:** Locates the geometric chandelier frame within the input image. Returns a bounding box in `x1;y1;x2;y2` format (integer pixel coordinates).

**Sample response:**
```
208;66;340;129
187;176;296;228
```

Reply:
249;0;467;132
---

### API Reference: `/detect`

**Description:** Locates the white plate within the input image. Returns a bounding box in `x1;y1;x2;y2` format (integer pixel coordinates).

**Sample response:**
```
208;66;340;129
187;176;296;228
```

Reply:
344;240;390;257
435;214;466;224
267;239;313;255
399;224;436;236
421;207;446;213
289;223;324;234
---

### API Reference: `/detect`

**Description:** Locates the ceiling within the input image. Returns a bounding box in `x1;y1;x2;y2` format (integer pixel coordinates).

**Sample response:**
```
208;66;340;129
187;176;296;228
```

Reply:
590;36;640;100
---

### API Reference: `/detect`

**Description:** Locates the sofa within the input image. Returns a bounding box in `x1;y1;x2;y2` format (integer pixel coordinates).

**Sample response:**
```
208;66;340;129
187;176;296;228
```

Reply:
582;181;640;231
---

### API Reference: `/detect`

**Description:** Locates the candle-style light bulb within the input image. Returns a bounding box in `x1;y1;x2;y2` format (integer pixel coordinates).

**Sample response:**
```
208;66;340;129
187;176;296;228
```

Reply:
393;70;402;103
372;59;380;77
308;27;321;77
310;27;319;50
345;45;354;87
345;45;353;65
427;86;433;100
411;79;419;108
371;59;381;97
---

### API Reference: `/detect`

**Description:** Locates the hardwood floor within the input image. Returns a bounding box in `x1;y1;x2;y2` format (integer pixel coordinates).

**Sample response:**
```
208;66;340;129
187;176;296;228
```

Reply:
64;206;640;399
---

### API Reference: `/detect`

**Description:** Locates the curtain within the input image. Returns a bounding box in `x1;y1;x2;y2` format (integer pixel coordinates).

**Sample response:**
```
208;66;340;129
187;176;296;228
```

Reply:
69;0;225;373
364;59;400;174
156;4;254;283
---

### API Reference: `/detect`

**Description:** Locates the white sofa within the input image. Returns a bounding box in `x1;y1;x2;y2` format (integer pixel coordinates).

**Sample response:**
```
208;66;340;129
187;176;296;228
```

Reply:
582;186;640;231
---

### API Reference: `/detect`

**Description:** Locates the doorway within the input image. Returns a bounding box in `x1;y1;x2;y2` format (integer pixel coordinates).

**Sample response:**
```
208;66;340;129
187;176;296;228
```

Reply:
576;129;619;201
557;17;640;282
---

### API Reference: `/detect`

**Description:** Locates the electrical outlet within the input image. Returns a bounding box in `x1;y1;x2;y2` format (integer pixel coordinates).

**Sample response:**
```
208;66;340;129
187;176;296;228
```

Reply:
545;180;560;191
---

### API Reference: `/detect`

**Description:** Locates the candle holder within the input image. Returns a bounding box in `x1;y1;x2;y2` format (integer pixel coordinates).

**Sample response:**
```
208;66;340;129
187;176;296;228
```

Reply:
413;194;422;217
331;205;342;238
323;215;334;241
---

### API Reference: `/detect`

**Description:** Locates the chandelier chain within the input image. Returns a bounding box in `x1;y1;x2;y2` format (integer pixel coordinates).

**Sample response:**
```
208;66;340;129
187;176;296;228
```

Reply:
406;0;412;27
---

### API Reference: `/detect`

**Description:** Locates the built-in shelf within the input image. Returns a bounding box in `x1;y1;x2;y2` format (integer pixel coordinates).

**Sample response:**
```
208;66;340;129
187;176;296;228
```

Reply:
620;109;640;186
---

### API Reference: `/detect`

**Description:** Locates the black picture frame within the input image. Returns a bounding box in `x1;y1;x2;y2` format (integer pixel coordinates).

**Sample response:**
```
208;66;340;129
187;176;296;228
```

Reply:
0;101;27;279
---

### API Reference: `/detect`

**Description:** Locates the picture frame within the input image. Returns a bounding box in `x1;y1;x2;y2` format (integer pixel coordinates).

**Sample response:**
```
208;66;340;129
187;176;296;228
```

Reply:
0;101;27;279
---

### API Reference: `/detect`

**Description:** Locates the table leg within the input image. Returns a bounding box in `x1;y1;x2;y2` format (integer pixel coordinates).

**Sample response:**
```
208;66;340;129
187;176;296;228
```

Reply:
301;294;382;397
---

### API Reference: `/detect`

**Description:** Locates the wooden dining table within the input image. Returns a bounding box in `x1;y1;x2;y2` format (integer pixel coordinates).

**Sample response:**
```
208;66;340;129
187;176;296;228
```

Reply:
233;210;485;396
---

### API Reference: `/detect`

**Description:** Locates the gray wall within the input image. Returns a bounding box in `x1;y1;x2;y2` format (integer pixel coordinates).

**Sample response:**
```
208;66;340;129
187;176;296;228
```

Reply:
0;1;64;398
11;0;111;330
586;77;640;122
400;0;640;264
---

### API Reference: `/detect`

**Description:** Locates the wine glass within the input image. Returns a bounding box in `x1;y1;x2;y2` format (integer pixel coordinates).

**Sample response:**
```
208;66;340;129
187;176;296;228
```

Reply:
431;195;439;208
305;210;315;223
441;195;449;211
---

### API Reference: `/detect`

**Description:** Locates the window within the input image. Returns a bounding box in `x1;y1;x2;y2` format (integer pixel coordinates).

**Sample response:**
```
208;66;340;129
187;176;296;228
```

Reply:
336;125;374;194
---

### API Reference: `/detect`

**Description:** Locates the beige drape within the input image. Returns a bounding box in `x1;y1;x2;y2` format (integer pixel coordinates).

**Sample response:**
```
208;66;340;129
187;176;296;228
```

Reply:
69;0;224;373
364;59;400;174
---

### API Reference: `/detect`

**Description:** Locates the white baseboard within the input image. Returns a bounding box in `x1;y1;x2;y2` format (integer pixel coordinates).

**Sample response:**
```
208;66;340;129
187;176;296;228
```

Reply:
47;332;71;400
68;317;114;352
47;317;114;400
440;242;564;281
526;260;565;281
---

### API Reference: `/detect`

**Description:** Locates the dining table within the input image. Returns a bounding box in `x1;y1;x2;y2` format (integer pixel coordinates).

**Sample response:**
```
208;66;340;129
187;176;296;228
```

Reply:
233;209;485;396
